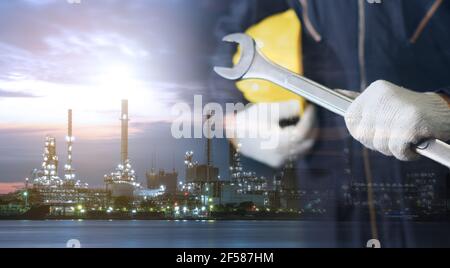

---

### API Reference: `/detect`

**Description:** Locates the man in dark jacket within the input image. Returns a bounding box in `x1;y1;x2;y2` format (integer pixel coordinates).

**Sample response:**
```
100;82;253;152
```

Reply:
212;0;450;247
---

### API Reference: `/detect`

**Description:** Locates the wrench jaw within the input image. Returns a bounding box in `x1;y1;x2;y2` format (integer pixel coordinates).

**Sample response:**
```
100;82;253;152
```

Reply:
213;66;244;81
213;33;255;80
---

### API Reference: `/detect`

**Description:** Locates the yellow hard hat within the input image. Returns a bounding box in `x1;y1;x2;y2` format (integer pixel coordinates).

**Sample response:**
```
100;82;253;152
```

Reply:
233;9;306;114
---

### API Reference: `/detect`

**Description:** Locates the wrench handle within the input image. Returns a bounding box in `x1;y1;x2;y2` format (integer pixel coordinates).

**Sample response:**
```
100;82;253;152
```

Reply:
286;72;450;168
247;55;450;168
415;139;450;168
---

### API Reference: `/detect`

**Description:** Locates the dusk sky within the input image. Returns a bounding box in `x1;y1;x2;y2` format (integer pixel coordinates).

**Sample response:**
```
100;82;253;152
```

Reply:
0;0;273;193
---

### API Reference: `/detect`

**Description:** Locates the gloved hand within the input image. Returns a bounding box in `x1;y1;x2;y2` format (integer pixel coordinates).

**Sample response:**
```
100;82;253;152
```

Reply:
225;100;318;168
343;80;450;161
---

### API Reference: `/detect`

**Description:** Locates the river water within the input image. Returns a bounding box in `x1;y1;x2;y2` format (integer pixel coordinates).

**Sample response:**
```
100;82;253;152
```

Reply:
0;220;449;247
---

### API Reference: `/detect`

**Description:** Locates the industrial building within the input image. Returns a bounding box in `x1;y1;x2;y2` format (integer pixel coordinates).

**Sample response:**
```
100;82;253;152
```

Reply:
218;142;269;207
31;109;88;192
219;184;268;207
181;139;270;208
28;109;108;214
104;99;139;197
185;164;219;183
180;112;223;206
146;168;178;194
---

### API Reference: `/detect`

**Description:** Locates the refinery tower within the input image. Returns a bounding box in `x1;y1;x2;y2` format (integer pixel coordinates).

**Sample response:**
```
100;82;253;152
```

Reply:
30;109;88;205
104;99;138;197
31;109;87;188
64;109;75;182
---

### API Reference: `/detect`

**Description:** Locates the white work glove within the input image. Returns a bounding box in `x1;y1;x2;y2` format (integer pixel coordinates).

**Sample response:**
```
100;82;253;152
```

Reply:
225;100;318;168
343;80;450;161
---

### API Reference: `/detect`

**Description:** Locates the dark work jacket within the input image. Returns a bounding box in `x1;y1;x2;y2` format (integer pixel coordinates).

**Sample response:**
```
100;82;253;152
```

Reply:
210;0;450;247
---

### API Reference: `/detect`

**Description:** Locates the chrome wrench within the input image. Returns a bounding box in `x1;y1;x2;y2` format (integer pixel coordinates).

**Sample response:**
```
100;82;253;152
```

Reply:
214;33;450;168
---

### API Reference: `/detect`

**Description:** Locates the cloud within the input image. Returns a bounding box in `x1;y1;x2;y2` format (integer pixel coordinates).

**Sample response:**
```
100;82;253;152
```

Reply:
22;0;57;5
44;31;149;58
0;0;241;185
0;124;61;136
0;89;40;98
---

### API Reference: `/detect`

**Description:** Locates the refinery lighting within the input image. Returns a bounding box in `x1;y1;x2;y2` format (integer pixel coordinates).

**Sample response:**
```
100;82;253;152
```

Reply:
64;109;76;182
14;97;273;221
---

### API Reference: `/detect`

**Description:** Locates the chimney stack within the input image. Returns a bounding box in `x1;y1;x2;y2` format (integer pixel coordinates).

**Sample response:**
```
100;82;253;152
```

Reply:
121;99;129;164
64;109;75;180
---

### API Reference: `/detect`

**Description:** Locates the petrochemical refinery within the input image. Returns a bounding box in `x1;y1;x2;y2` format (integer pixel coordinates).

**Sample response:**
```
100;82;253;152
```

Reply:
0;99;448;221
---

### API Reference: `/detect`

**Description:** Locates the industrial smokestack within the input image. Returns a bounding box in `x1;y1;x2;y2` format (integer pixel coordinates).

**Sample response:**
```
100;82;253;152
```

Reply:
68;109;72;138
121;99;129;164
64;109;75;180
205;111;213;167
205;111;213;182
